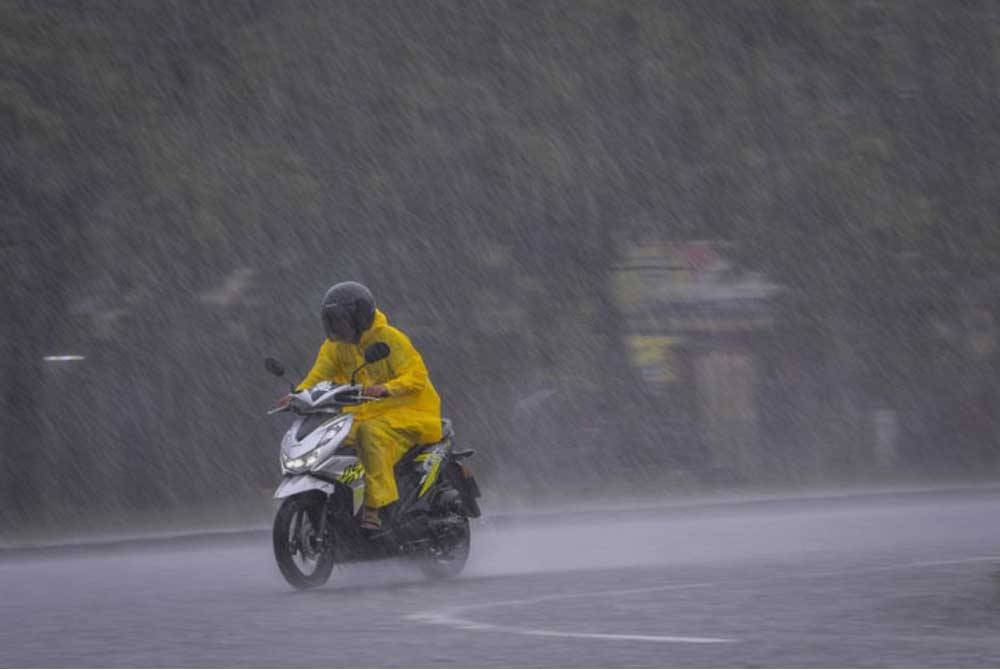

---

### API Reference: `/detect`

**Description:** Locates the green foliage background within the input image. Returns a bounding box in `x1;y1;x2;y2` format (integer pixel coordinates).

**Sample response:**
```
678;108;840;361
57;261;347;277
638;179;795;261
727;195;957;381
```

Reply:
3;1;998;534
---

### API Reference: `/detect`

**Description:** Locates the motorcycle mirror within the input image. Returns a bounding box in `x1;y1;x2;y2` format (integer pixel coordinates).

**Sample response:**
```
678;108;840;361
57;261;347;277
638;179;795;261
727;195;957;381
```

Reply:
349;343;392;385
265;357;286;377
364;342;390;364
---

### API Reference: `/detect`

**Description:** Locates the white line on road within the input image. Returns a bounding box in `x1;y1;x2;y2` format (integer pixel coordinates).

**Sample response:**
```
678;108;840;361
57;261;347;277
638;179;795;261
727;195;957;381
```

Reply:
800;555;1000;581
862;555;1000;570
406;582;738;644
406;555;1000;646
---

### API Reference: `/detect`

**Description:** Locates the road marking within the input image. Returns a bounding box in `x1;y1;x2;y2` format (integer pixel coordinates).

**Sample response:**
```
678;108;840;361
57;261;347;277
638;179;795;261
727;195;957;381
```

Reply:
406;583;738;644
865;555;1000;570
798;555;1000;581
407;555;1000;646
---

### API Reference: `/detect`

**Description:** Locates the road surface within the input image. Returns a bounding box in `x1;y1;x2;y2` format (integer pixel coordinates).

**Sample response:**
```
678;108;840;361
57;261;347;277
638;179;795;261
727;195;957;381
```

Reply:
2;487;1000;666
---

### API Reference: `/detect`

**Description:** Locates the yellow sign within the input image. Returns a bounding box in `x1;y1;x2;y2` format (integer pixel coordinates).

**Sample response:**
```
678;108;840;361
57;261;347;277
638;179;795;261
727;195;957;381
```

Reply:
626;335;677;384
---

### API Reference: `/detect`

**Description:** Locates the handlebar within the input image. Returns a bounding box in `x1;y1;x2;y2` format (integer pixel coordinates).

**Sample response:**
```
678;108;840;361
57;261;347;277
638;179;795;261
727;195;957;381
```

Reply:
265;385;380;416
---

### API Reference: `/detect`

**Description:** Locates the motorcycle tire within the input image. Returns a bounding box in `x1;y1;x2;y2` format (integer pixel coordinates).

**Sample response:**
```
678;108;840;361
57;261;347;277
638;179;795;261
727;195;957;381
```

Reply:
417;514;470;580
273;494;335;589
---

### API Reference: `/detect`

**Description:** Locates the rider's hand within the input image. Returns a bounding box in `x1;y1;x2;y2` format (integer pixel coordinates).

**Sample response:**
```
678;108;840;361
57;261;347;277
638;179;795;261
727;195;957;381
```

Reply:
275;393;292;409
363;385;389;398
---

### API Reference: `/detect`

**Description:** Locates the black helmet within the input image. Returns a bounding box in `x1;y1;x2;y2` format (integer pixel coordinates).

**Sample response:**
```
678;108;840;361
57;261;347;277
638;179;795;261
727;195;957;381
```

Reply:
321;282;376;343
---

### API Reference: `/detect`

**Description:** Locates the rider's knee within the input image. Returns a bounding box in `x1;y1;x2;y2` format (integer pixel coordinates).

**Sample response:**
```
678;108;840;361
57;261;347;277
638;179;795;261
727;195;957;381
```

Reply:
356;419;390;447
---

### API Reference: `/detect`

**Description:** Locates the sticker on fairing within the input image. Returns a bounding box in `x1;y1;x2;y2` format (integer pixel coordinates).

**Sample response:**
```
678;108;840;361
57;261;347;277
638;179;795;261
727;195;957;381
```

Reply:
351;482;364;514
415;451;444;497
337;462;365;485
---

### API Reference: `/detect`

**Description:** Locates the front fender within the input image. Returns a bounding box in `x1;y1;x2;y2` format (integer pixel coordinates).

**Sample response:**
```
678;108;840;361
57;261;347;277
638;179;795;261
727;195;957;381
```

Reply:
273;474;335;500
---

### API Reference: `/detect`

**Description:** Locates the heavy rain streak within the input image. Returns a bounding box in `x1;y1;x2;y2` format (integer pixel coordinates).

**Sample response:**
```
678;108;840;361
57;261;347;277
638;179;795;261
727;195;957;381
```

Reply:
3;2;1000;667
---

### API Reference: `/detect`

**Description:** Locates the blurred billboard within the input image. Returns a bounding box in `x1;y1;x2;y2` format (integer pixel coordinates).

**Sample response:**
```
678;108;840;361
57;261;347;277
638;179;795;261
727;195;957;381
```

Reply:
612;240;783;479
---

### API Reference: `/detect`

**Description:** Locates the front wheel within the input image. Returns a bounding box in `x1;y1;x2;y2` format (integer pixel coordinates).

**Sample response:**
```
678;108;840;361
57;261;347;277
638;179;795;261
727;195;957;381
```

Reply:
273;494;335;589
417;514;470;580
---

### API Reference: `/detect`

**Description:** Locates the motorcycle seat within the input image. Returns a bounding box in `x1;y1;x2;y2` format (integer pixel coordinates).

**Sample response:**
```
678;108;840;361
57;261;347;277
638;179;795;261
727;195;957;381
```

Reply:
412;418;453;449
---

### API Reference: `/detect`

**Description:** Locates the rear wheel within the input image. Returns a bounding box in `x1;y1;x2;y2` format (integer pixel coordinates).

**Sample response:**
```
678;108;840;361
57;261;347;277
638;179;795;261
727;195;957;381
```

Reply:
273;495;335;589
417;514;470;580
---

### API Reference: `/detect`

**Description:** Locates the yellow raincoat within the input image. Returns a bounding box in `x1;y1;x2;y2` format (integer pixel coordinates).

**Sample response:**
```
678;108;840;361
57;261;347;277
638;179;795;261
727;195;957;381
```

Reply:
296;310;442;507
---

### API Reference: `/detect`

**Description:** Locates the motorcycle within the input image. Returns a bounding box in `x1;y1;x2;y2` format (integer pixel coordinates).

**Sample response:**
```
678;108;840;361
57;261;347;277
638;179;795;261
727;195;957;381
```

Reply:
264;343;481;589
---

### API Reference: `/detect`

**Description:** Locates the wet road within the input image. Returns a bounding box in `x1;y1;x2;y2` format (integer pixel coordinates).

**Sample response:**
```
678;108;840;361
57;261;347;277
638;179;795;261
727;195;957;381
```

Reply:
3;487;1000;667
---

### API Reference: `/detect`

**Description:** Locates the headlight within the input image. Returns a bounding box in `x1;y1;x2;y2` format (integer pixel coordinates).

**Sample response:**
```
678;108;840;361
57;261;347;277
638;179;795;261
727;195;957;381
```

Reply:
283;449;322;471
282;416;349;471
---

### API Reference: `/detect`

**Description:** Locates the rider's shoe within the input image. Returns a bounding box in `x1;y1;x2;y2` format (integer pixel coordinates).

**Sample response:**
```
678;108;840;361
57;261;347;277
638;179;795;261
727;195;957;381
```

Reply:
360;506;381;531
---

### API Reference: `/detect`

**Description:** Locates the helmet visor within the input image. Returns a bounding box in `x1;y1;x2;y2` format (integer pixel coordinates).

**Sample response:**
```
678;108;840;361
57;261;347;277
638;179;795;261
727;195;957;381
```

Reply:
322;305;355;343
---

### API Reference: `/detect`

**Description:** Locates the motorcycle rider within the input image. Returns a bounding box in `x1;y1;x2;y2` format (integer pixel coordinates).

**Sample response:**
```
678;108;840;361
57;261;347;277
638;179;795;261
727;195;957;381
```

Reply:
283;282;443;530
